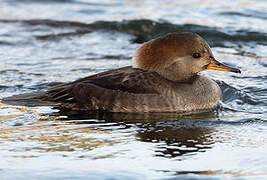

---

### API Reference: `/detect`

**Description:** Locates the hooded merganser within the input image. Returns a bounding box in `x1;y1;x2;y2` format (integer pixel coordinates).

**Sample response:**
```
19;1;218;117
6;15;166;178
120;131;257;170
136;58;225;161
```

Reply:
2;32;241;113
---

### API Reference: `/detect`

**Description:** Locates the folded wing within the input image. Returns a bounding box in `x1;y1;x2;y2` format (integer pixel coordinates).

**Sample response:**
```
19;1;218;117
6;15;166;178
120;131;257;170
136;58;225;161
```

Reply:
45;66;170;112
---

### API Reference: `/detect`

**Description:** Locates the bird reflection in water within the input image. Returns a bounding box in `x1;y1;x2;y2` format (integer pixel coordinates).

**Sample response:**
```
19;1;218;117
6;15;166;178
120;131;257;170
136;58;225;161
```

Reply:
50;109;218;158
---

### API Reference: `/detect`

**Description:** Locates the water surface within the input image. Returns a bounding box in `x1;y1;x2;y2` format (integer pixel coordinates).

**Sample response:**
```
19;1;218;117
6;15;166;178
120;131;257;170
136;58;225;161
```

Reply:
0;0;267;179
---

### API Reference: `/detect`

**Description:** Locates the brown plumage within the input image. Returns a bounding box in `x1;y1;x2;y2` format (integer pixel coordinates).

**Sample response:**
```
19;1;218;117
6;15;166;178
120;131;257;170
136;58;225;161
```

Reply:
2;32;241;113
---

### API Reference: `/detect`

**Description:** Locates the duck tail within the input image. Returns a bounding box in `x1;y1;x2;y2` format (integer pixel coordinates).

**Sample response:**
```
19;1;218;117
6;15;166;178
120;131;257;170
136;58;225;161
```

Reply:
1;92;57;106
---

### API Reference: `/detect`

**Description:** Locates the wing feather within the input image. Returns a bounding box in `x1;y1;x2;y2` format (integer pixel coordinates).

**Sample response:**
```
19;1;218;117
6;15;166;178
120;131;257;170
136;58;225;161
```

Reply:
45;66;170;112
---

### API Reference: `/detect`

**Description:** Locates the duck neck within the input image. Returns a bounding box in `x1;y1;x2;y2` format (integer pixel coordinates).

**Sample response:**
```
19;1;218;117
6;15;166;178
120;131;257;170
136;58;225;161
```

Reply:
152;65;197;83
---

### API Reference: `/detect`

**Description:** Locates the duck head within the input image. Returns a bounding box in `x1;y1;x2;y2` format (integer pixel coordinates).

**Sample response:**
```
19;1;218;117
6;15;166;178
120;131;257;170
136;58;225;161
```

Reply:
133;32;241;82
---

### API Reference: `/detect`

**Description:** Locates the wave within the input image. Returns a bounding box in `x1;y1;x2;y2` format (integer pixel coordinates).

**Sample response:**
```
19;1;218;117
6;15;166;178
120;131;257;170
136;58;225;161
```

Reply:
219;10;267;20
1;19;266;46
218;80;264;106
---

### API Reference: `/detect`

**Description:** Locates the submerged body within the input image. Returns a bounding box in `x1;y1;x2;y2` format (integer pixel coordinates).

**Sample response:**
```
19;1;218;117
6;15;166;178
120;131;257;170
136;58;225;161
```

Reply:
2;32;240;113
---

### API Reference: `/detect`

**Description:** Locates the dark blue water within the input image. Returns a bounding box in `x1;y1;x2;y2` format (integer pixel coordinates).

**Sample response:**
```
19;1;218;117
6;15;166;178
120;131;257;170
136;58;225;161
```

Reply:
0;0;267;180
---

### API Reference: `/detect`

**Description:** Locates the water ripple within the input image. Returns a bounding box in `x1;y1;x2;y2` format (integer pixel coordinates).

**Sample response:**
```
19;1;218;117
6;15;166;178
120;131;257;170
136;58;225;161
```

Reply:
1;19;266;46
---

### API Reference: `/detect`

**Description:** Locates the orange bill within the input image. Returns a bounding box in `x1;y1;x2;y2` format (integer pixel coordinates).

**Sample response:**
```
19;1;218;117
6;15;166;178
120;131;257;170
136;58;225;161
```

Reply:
206;59;241;73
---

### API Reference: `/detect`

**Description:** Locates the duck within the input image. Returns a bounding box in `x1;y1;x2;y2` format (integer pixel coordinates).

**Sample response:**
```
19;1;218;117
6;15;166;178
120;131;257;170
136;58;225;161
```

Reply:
2;32;241;113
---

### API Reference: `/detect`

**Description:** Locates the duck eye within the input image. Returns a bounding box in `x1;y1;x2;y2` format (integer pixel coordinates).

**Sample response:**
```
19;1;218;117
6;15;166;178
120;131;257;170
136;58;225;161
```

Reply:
192;53;201;58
